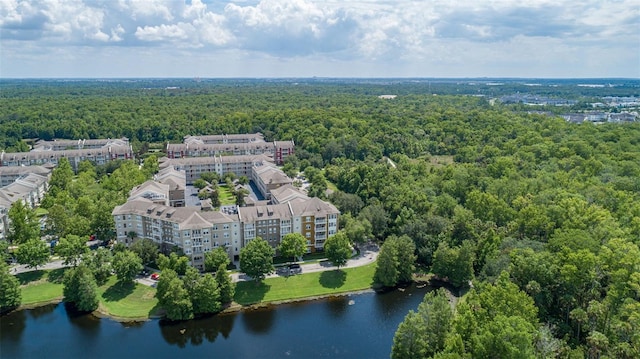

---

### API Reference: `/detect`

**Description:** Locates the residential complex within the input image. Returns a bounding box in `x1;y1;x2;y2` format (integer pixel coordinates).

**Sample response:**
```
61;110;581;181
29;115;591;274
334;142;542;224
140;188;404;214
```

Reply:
0;171;50;240
114;154;339;270
166;133;295;165
0;138;134;172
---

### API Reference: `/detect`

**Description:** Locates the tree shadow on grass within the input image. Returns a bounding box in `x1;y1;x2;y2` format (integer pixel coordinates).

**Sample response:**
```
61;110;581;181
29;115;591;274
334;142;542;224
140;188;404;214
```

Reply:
16;270;45;285
149;302;164;318
319;269;347;289
233;281;271;306
47;268;66;284
102;281;135;302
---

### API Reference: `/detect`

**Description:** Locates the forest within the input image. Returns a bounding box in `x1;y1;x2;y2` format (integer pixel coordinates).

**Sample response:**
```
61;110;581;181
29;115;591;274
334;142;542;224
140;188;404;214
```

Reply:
1;79;640;358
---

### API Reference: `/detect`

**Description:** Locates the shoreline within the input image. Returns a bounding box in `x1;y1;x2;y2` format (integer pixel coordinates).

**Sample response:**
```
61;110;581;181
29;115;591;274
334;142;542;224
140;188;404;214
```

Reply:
9;287;377;323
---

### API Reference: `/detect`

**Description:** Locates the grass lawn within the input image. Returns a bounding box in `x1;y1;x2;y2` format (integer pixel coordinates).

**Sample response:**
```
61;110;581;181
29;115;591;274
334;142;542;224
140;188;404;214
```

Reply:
97;276;159;319
234;262;375;306
218;185;235;205
17;268;66;305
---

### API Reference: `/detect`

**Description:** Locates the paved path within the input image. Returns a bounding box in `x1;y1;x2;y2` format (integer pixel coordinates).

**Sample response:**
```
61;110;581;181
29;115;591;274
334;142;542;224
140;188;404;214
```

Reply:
10;258;68;275
11;245;380;287
230;244;379;282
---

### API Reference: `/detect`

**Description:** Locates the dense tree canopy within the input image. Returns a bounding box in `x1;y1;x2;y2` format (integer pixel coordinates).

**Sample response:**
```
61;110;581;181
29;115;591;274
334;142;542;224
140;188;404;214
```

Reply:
0;79;639;353
240;237;274;282
0;262;21;312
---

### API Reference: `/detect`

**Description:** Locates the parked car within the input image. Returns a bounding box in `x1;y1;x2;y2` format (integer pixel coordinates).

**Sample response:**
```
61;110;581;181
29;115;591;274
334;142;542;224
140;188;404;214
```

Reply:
150;273;160;280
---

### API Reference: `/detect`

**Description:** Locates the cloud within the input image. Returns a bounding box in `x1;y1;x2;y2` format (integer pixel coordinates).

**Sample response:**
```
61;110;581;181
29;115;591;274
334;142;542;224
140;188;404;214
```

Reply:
1;0;638;77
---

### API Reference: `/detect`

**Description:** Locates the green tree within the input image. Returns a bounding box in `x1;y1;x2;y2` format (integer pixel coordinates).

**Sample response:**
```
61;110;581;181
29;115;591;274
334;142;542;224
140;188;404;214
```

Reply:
84;247;112;285
129;238;158;266
200;172;219;184
155;268;178;302
45;204;69;239
374;242;399;287
157;252;189;275
278;233;307;263
15;238;49;270
91;198;117;242
215;263;235;304
49;157;74;195
393;235;417;283
0;262;21;312
112;250;143;283
193;178;208;190
204;247;230;272
142;155;159;177
63;265;99;312
191;273;222;315
161;275;194;321
7;200;40;244
324;231;352;269
240;237;274;282
235;188;249;207
55;234;88;267
431;241;475;288
392;289;453;359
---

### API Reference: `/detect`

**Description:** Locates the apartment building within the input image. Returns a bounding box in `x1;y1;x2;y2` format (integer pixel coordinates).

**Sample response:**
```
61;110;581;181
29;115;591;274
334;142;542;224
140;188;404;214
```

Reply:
1;143;133;172
112;198;242;270
0;165;52;187
183;133;265;145
166;134;294;165
0;173;49;240
33;138;130;151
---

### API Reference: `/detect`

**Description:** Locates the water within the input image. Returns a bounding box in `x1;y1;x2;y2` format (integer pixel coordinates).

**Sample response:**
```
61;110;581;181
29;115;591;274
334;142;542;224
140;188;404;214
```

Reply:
1;285;431;358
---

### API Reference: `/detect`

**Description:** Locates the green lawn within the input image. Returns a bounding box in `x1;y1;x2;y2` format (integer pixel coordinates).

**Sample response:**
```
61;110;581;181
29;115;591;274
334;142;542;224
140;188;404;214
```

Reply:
17;268;66;305
97;276;159;319
234;262;375;305
17;268;158;318
218;185;235;205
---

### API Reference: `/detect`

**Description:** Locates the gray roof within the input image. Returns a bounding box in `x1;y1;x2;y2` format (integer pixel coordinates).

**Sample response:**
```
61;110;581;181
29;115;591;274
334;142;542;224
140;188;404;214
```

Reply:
289;197;339;217
238;202;293;223
270;184;308;203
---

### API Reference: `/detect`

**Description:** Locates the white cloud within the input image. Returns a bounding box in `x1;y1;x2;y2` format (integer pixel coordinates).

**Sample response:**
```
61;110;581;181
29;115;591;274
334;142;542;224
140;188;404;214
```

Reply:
0;0;638;77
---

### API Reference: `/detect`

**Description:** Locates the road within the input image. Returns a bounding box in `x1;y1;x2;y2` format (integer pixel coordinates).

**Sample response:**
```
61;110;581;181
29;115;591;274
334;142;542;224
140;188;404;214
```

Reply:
10;245;380;286
10;258;68;275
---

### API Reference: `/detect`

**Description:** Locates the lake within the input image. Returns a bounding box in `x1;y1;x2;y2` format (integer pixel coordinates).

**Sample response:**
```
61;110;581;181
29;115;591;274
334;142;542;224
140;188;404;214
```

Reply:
1;285;431;358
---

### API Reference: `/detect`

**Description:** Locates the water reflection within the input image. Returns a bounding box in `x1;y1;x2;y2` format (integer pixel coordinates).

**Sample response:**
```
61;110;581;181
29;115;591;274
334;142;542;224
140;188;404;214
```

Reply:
0;308;26;343
241;306;276;334
64;302;101;337
374;285;431;320
27;303;57;319
324;296;349;319
159;313;236;348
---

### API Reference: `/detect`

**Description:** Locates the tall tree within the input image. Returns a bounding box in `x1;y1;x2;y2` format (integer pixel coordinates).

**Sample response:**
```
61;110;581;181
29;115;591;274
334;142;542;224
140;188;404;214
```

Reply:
83;247;112;285
161;276;194;321
63;265;99;312
392;289;453;359
15;238;50;270
240;237;274;282
112;250;143;283
204;247;230;272
7;201;40;244
0;262;21;312
278;233;307;263
374;242;399;287
191;273;222;315
324;231;352;269
215;263;235;304
129;238;159;266
55;234;88;267
48;157;74;195
157;252;189;275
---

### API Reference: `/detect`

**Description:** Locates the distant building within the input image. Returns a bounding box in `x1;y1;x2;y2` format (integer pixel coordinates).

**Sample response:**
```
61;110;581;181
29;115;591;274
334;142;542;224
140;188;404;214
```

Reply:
1;137;133;172
167;134;294;165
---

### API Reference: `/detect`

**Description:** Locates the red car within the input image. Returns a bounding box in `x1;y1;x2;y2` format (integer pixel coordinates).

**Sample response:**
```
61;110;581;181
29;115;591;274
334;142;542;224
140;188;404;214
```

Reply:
150;273;160;280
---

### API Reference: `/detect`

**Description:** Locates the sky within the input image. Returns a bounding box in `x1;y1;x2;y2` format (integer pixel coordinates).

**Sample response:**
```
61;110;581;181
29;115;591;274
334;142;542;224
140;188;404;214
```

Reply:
1;0;639;78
